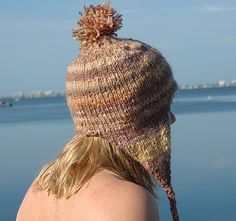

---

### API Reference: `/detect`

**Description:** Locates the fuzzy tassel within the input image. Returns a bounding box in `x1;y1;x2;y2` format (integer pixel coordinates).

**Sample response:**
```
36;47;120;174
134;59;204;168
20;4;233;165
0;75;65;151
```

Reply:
72;2;122;47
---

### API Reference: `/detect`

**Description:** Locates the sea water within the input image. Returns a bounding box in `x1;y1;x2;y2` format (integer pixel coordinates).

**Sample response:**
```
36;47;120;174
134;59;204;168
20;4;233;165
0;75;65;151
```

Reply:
0;87;236;221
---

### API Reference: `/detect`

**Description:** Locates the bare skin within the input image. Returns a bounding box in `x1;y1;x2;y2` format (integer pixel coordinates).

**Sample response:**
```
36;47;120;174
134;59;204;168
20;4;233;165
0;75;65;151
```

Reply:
16;170;159;221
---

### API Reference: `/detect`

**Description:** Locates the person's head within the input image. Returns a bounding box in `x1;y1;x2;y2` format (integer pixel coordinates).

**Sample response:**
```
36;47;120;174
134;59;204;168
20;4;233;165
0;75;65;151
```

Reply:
35;2;179;220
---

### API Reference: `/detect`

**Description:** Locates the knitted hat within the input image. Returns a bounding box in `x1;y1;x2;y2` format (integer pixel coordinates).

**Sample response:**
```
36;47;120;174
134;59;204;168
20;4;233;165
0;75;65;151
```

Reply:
66;3;179;221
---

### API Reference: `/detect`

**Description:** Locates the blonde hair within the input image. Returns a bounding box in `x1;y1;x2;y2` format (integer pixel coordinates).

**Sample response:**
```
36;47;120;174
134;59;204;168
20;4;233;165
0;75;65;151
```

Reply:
34;135;156;199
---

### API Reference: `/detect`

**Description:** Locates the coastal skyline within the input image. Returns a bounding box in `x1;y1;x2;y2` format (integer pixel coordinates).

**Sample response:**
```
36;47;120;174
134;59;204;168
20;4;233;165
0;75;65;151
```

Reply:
1;0;236;96
1;79;236;100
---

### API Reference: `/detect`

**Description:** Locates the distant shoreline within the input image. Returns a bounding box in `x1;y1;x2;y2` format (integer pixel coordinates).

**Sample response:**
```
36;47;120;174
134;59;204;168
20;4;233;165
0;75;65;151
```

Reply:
1;84;236;101
178;83;236;90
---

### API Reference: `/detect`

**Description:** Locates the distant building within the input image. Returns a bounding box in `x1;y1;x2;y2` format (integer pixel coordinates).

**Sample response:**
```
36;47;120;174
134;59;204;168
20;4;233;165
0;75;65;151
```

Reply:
11;91;24;100
231;80;236;86
44;90;56;97
218;80;225;87
29;91;44;98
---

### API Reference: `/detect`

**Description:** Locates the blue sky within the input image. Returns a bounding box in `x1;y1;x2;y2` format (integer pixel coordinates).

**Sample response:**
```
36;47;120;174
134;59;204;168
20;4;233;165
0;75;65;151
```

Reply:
0;0;236;96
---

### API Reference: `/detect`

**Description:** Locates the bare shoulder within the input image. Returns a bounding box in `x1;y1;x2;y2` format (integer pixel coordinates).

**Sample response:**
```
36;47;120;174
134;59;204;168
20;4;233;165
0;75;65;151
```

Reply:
17;172;159;221
85;173;159;221
16;182;53;221
16;184;36;221
110;181;159;221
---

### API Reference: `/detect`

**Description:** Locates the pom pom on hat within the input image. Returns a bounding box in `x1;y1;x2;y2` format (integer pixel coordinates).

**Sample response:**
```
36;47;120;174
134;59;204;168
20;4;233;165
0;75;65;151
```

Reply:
72;2;122;47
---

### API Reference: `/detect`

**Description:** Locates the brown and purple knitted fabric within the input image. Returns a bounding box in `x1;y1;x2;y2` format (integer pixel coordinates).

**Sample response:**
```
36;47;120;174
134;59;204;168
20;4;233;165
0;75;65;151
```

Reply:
66;3;180;221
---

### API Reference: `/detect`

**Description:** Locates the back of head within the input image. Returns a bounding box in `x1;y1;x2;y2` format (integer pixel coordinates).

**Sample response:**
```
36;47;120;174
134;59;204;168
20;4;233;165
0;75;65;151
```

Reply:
34;135;155;199
35;2;179;221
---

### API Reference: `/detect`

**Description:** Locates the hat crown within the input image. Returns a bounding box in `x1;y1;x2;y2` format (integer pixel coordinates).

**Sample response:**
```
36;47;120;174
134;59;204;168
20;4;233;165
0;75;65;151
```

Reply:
66;38;177;141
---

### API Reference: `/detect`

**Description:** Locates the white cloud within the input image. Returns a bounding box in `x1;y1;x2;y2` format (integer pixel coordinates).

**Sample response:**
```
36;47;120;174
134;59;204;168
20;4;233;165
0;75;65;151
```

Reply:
202;5;236;12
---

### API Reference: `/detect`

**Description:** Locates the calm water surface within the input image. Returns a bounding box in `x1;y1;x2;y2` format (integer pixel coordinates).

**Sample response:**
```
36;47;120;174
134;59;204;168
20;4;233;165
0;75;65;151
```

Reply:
0;88;236;221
